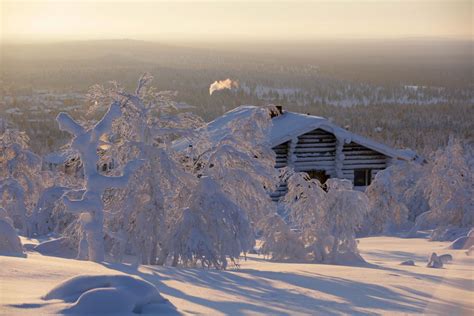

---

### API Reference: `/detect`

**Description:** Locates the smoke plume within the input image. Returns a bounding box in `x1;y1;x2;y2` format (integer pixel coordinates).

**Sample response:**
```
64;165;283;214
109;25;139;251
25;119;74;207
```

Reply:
209;78;239;95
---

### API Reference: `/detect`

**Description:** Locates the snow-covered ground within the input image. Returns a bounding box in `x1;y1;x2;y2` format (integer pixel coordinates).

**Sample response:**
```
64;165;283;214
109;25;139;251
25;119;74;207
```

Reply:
1;236;472;315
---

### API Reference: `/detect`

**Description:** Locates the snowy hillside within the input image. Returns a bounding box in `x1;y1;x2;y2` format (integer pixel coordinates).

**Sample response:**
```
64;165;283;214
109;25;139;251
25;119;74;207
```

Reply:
1;236;472;315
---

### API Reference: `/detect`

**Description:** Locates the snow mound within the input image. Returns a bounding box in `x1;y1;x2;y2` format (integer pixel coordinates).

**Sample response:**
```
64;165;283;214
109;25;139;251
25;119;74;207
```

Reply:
33;237;77;259
447;229;474;250
43;274;177;314
400;260;415;266
0;218;25;257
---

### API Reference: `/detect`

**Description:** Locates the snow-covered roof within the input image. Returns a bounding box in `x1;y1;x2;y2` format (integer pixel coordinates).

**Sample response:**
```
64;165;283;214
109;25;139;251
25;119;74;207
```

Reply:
174;106;418;161
269;110;417;161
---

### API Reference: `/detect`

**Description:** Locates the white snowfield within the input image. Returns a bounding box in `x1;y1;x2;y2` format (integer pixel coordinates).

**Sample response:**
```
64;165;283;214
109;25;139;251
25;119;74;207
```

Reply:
1;236;473;315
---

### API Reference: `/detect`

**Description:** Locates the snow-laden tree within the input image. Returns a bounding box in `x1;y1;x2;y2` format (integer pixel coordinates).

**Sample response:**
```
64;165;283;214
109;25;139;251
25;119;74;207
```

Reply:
29;186;69;236
323;178;369;264
363;139;472;239
56;101;142;262
182;105;278;231
259;214;306;261
280;170;329;262
411;139;473;239
363;164;415;235
168;176;254;269
161;105;278;267
85;74;204;264
0;119;42;234
267;171;369;264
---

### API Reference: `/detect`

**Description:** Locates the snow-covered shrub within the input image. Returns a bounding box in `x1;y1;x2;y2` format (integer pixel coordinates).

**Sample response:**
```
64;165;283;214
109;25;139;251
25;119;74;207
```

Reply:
363;163;421;235
0;178;28;235
29;186;69;236
0;208;24;256
0;120;42;235
259;214;306;261
423;139;473;232
168;177;254;269
265;171;369;264
409;139;473;239
43;274;175;314
365;139;472;239
323;178;369;264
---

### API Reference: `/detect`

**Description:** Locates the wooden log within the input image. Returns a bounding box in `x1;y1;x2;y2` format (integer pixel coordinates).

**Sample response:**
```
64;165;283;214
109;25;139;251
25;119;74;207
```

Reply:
294;148;336;154
295;157;335;163
343;159;387;165
295;142;337;148
342;163;386;169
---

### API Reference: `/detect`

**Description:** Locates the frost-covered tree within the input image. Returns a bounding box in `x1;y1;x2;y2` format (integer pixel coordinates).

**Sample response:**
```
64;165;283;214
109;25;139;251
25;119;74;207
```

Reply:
57;101;142;262
266;171;369;264
86;74;204;264
363;164;415;235
259;214;306;261
280;170;329;262
182;105;278;230
323;178;369;264
29;186;69;236
168;176;254;269
0;119;42;234
411;139;473;239
161;105;278;267
363;139;472;240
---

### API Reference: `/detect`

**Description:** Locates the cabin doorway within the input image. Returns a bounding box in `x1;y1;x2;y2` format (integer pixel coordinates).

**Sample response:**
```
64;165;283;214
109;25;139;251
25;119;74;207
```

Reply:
306;170;330;184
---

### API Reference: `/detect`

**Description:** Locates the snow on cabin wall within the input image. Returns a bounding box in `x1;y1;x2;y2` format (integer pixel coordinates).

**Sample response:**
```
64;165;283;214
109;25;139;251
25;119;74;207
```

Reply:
271;128;390;201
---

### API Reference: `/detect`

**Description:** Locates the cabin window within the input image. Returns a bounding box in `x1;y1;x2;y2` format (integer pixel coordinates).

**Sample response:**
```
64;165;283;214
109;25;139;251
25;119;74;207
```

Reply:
354;169;372;186
306;170;329;184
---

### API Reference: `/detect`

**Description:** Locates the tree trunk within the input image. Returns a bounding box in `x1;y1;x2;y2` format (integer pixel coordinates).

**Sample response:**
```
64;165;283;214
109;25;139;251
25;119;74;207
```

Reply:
86;210;104;262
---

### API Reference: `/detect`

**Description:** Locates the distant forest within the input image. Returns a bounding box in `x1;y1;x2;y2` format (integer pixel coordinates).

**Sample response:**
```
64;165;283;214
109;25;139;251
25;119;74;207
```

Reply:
1;39;472;156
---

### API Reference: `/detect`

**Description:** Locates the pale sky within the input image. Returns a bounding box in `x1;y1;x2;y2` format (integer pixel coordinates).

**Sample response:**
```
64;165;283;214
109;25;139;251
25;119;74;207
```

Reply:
1;0;472;43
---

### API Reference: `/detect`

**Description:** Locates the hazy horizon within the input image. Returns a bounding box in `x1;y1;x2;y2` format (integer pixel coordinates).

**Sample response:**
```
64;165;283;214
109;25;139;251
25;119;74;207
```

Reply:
2;0;472;43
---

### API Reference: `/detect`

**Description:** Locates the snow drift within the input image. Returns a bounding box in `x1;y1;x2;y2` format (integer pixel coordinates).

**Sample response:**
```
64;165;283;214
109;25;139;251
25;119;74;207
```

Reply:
33;237;77;259
43;274;177;314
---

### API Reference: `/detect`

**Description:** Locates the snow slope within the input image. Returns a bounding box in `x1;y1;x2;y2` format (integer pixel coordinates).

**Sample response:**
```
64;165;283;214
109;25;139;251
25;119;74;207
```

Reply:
1;236;472;315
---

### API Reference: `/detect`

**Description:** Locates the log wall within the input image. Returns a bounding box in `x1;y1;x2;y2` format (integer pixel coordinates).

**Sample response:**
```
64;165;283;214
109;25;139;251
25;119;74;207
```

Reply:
270;128;390;202
341;142;388;182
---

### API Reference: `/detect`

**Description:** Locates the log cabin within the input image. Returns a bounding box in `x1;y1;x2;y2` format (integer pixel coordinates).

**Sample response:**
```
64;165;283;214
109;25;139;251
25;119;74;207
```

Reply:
267;106;419;201
174;105;420;201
